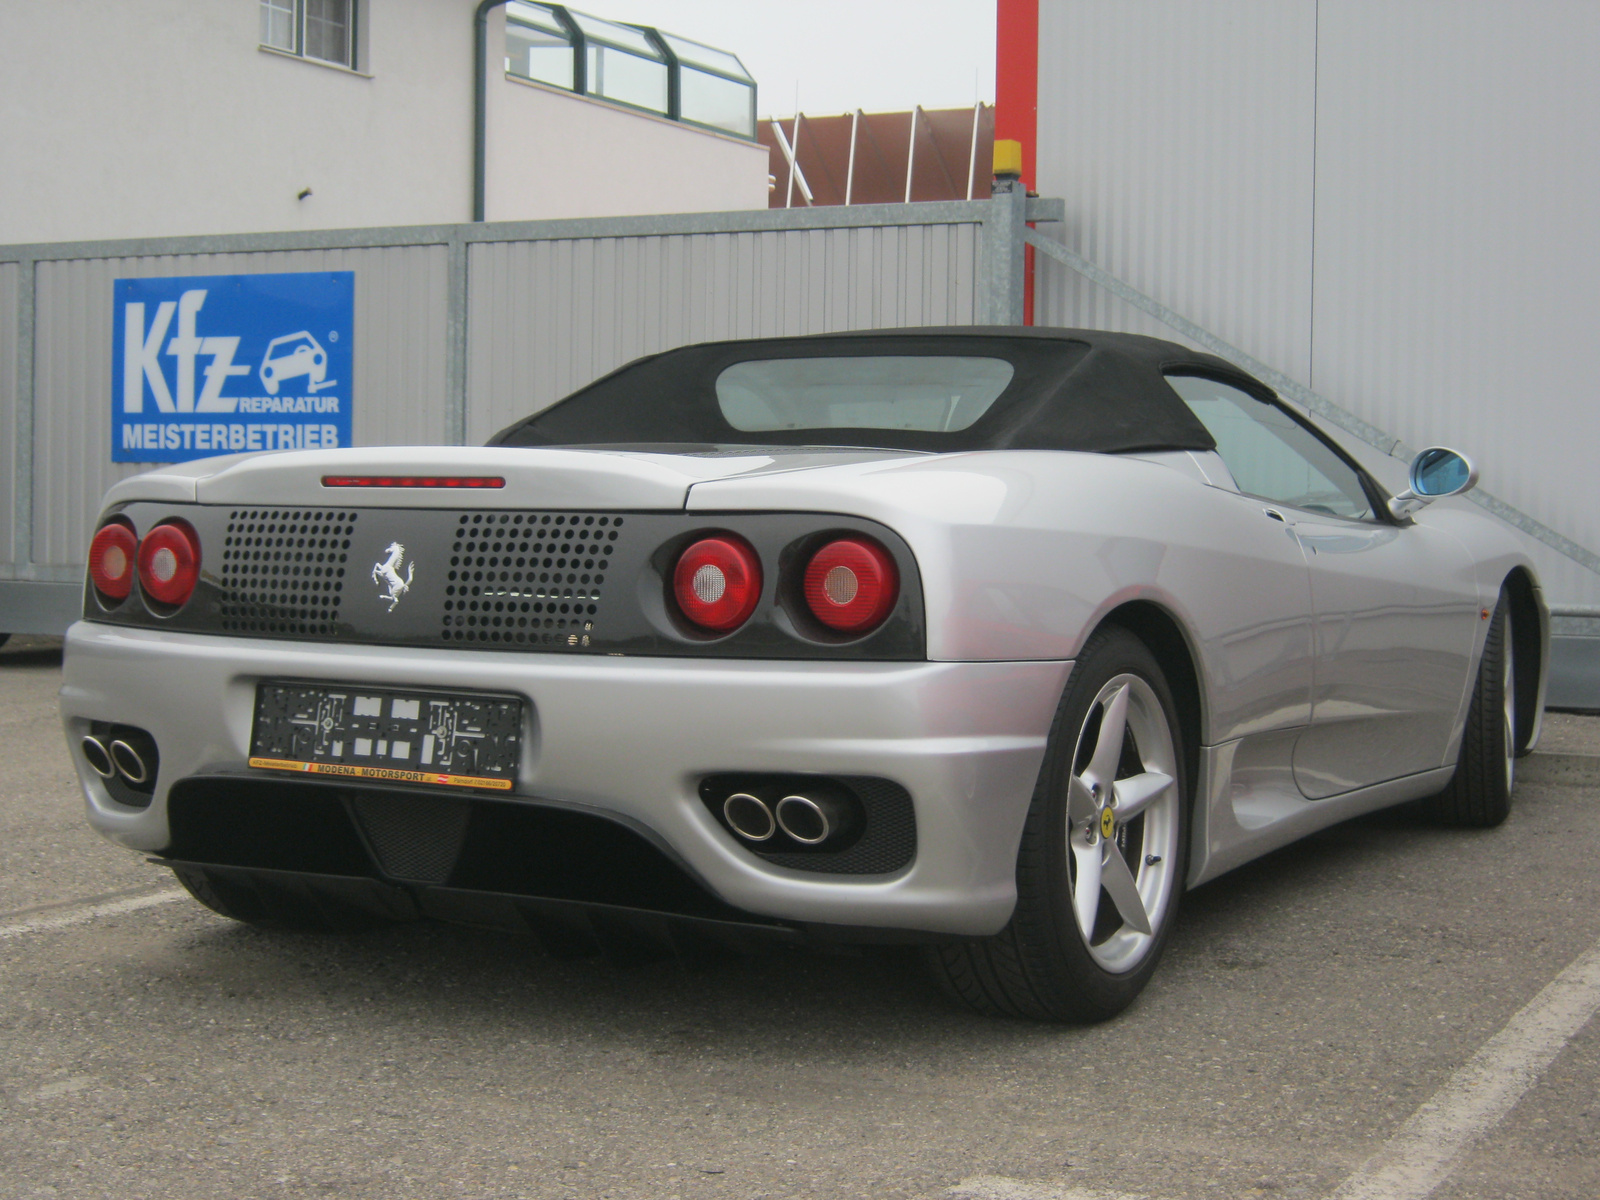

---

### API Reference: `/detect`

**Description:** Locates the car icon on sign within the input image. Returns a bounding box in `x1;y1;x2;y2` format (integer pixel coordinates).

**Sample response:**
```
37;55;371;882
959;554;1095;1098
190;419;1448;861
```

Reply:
259;331;334;395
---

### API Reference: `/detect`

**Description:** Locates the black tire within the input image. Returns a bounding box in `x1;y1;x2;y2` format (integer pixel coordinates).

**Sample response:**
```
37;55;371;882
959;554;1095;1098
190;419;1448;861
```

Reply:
929;625;1190;1021
1423;590;1516;827
171;864;397;932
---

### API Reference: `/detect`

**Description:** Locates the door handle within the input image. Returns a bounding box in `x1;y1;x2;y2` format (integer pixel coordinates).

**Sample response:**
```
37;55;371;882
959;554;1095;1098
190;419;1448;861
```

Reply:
1263;508;1294;526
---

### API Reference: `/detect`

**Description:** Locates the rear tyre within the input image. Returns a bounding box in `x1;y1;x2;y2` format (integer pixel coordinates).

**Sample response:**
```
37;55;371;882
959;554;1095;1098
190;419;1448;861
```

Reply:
171;864;397;932
929;626;1189;1022
1423;590;1516;827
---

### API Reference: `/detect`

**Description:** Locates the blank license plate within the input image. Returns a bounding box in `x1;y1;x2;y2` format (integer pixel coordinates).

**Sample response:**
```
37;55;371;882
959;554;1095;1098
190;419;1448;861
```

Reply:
249;682;522;790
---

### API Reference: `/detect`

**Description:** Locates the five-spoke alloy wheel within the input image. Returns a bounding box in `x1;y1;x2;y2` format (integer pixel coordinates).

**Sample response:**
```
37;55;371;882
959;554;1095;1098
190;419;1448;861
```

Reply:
930;625;1189;1021
1065;672;1182;975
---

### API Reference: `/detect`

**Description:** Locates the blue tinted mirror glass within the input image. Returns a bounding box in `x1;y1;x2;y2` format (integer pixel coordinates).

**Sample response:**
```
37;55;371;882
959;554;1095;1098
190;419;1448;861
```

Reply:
1413;448;1471;496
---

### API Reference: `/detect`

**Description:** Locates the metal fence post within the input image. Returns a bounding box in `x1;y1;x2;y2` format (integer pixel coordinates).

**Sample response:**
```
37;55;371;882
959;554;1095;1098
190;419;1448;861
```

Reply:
978;178;1027;325
446;232;469;446
14;256;34;574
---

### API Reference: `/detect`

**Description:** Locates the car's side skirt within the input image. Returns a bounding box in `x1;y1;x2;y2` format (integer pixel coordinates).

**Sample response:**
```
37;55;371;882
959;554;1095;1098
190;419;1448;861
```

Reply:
1188;744;1455;887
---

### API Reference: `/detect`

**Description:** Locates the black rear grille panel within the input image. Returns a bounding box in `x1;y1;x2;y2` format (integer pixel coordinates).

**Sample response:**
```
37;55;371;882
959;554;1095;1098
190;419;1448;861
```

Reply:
219;508;357;636
92;503;925;660
166;777;376;877
163;777;754;922
443;511;618;648
446;799;738;918
351;792;471;883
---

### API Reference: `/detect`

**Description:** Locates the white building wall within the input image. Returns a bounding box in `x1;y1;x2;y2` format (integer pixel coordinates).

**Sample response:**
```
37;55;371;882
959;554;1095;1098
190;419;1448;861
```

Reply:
0;0;767;246
0;0;474;243
487;78;769;220
1035;0;1600;608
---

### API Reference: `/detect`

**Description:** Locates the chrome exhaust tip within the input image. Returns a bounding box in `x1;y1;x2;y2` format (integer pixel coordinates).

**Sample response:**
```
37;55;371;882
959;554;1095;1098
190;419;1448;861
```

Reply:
723;792;776;842
109;738;150;785
775;794;833;845
81;735;116;779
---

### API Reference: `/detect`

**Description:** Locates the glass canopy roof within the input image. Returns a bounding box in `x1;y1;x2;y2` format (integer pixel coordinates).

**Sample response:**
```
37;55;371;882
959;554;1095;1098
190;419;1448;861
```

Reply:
504;4;757;139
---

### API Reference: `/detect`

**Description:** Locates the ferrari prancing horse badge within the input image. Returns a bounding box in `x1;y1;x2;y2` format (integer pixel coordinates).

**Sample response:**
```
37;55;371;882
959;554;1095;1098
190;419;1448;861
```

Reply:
371;541;414;611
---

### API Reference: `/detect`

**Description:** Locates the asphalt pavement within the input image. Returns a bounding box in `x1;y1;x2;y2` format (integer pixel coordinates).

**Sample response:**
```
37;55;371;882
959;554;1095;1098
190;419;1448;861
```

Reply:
2;634;1597;1200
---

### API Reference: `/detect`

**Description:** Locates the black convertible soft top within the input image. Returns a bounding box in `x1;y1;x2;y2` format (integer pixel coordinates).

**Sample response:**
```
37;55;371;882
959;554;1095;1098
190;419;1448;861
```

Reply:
488;327;1269;455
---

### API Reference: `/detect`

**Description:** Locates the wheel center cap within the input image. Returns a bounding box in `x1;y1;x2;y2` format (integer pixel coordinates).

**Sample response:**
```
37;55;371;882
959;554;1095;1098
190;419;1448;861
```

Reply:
1100;807;1116;839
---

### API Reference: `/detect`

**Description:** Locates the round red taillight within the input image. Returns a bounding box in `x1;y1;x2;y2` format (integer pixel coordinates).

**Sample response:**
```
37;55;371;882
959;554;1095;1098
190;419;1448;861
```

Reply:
672;535;763;633
88;519;139;601
802;537;899;634
137;520;202;608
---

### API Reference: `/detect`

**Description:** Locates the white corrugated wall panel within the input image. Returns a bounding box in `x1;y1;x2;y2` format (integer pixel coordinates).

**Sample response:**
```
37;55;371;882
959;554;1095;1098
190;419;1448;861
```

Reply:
0;261;17;567
465;223;979;443
31;246;448;566
1311;1;1600;607
1036;0;1600;608
1034;0;1318;383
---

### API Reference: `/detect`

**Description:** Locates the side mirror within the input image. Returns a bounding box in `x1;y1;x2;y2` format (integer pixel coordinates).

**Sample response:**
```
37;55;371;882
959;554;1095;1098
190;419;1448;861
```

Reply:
1388;447;1479;519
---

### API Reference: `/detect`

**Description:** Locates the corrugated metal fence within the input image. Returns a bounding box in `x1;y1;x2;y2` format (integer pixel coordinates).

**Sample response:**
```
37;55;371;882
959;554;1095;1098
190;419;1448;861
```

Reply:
7;186;1598;707
1030;0;1600;706
1;197;1043;632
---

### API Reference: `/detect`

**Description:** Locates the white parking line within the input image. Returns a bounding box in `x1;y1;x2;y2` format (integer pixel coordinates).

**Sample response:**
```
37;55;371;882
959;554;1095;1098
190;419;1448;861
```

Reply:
14;1075;98;1104
0;889;185;940
1330;935;1600;1200
950;1181;1145;1200
6;893;1598;1200
954;936;1600;1200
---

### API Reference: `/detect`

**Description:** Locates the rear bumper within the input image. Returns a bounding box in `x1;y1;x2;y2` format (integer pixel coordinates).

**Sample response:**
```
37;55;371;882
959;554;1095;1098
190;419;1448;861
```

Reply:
61;622;1071;936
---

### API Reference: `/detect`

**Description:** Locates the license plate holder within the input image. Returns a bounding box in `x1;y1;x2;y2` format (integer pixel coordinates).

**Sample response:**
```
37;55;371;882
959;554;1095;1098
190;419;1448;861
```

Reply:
249;681;522;791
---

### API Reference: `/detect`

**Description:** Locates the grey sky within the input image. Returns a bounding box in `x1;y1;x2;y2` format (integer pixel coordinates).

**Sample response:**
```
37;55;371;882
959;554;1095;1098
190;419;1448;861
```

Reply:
570;0;998;117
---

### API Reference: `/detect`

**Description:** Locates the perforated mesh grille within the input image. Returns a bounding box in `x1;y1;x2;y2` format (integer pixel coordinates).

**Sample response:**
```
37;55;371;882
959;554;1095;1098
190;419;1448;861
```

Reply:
219;509;357;636
350;793;471;883
443;511;620;648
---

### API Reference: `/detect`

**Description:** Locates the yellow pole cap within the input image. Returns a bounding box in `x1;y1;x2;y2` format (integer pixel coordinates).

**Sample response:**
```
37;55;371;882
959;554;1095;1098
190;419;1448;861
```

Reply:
993;139;1023;179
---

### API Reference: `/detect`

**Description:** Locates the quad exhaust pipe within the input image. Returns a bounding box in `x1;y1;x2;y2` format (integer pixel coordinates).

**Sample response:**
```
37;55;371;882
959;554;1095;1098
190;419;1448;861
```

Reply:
109;738;152;785
723;792;776;842
81;735;116;779
719;782;861;848
775;792;851;844
81;726;159;794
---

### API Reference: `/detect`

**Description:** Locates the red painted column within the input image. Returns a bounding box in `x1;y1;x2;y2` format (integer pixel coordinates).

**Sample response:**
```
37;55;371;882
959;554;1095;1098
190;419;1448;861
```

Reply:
995;0;1038;189
995;0;1040;324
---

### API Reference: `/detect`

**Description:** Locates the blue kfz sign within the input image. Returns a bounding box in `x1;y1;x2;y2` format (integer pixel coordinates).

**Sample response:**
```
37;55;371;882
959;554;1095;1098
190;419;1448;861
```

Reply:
112;271;354;463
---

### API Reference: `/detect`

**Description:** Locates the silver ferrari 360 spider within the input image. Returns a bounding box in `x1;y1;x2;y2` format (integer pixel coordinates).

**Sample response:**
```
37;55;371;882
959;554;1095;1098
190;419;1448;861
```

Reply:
61;328;1547;1020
